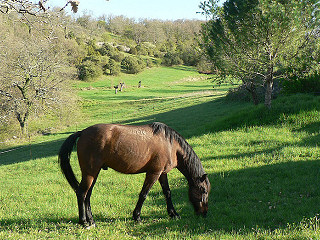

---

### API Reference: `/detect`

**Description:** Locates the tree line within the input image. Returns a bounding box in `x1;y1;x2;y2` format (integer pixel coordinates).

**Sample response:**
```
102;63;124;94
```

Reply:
1;0;318;139
0;6;205;138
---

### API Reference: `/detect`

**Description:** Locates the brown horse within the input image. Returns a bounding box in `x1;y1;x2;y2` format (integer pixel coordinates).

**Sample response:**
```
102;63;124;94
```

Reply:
58;122;210;227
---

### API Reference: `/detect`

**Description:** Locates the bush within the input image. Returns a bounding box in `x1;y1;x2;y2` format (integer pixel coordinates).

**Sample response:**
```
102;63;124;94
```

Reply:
116;45;126;52
162;52;183;66
121;56;144;74
196;58;215;74
99;43;116;56
281;74;320;94
145;58;154;68
78;60;103;81
135;44;148;56
110;52;125;62
104;59;121;76
177;44;200;66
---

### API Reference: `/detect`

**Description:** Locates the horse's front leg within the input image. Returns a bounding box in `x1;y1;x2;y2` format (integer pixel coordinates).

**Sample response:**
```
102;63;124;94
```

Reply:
133;172;160;221
158;173;180;219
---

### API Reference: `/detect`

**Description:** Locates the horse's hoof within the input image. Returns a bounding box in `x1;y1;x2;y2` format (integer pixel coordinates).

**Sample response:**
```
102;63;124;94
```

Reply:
133;215;141;222
85;223;96;229
171;214;181;220
169;210;180;219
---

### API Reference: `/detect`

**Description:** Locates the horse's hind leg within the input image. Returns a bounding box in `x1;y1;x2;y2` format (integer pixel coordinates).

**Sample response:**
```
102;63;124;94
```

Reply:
158;173;180;219
133;172;160;221
76;174;96;227
84;177;98;227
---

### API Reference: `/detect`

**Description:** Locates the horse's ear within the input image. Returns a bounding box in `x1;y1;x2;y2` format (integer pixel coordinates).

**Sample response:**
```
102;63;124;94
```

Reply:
200;174;207;182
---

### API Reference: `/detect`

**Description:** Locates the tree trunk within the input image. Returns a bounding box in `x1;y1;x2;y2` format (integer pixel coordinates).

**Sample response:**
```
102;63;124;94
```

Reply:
19;121;27;135
16;113;27;135
15;108;30;135
246;81;259;105
249;82;259;105
264;66;274;109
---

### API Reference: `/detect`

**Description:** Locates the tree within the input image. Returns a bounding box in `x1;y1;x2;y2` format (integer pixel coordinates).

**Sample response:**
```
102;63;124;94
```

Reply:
104;59;121;76
0;0;79;15
0;23;73;135
162;51;183;66
200;0;319;108
121;56;144;74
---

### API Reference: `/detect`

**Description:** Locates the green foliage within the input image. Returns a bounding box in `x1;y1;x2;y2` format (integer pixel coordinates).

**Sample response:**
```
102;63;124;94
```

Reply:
104;58;121;75
281;74;320;94
135;44;148;56
85;39;99;56
116;45;126;52
77;60;103;81
196;58;215;74
177;42;201;66
162;52;183;66
98;43;116;56
110;51;125;62
128;46;138;55
200;0;319;108
121;56;145;74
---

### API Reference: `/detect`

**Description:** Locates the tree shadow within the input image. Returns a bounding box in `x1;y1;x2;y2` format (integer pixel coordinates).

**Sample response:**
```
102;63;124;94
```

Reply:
2;94;318;166
0;133;73;166
117;96;244;138
136;159;320;234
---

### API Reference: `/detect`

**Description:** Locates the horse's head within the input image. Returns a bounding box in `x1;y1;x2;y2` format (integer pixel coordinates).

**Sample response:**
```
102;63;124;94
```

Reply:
189;174;211;217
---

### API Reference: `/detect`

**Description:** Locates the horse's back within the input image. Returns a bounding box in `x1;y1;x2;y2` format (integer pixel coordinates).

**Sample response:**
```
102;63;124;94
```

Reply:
76;123;177;174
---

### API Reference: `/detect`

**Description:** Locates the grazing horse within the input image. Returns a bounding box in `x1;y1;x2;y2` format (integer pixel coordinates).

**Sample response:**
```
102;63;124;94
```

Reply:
58;122;210;227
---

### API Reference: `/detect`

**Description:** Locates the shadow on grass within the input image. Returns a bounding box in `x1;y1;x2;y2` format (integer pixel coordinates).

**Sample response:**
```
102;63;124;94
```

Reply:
0;133;73;166
0;95;239;166
131;159;320;234
117;97;246;138
1;94;319;166
1;160;318;235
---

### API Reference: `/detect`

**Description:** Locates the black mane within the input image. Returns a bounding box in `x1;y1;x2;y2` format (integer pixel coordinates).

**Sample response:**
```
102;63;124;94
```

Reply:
150;122;205;180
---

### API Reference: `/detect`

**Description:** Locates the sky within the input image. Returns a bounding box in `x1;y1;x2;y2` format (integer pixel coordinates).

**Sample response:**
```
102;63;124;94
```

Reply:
47;0;209;21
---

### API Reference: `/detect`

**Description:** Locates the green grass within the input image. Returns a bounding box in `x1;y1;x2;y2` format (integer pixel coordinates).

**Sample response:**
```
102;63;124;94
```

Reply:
1;66;320;239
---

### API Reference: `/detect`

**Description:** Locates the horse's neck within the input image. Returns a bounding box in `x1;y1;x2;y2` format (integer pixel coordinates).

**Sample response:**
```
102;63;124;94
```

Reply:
176;153;203;185
177;164;194;185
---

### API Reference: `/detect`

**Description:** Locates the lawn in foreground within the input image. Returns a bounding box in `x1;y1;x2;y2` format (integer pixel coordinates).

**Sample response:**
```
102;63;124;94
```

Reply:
0;67;320;239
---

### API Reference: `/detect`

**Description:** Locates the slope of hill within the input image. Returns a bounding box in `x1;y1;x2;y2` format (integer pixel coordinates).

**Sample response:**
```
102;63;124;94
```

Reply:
0;66;319;239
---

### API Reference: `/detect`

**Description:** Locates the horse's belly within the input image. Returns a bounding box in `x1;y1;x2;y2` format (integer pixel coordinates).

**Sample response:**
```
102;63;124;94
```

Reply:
104;144;153;174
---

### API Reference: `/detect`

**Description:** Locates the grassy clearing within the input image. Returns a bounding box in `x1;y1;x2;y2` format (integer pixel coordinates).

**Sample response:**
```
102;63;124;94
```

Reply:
0;66;320;239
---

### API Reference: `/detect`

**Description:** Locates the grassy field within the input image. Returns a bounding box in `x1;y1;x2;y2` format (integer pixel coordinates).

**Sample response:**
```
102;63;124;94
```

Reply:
1;66;320;239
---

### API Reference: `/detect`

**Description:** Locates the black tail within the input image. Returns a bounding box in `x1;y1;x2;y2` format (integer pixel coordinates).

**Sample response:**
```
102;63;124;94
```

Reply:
58;131;82;192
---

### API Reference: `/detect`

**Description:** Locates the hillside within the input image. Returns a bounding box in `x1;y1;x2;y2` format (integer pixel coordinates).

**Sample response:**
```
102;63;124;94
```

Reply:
0;66;320;239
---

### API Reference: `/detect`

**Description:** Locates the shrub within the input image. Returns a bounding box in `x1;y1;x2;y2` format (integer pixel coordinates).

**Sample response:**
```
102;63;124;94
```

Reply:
177;44;200;66
99;43;116;56
196;58;215;74
121;56;144;74
162;52;183;66
104;59;121;76
78;60;103;81
281;74;320;94
116;45;126;52
110;52;125;62
135;44;148;56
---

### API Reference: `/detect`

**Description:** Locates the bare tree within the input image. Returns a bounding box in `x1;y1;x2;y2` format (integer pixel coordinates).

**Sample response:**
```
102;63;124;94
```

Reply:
0;0;79;15
0;23;73;134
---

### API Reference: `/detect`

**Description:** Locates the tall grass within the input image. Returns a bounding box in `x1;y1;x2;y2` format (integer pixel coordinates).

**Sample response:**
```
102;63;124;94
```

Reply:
0;66;320;239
